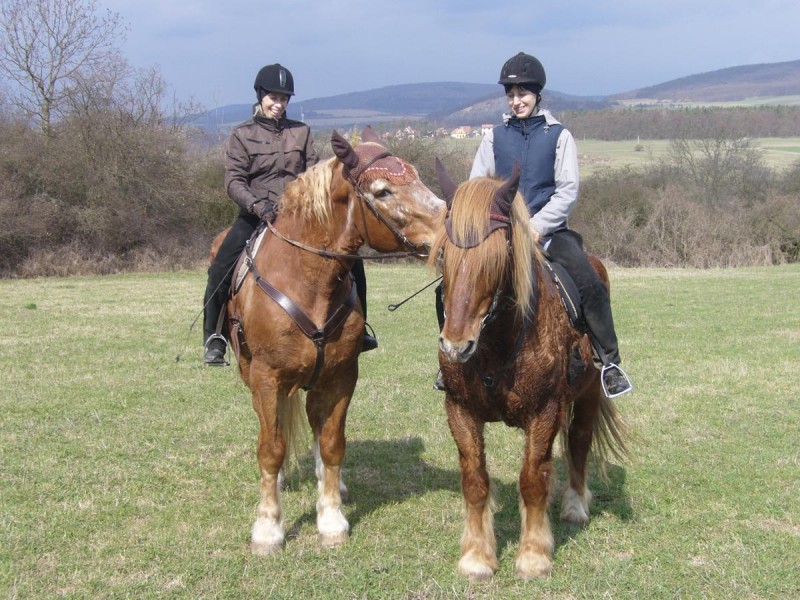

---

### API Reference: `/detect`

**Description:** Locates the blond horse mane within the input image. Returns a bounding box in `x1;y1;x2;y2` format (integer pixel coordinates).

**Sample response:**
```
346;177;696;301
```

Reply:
428;177;542;320
278;157;336;223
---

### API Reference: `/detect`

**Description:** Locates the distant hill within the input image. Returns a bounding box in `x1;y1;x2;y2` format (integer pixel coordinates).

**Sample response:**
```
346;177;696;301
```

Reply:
189;59;800;133
612;59;800;103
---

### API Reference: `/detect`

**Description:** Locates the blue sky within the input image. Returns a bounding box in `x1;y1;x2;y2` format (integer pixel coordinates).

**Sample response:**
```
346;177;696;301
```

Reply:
103;0;800;109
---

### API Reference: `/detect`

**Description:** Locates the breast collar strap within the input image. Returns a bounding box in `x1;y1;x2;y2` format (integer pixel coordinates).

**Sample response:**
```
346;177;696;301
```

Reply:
245;242;357;391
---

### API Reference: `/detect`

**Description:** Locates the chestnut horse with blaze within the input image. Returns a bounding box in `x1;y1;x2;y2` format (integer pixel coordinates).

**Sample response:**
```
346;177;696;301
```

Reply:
214;128;444;555
428;161;627;580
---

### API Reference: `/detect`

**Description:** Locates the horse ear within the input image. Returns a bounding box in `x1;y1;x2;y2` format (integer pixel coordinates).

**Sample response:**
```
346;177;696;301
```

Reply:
360;125;381;144
435;157;457;208
495;161;520;215
331;129;359;171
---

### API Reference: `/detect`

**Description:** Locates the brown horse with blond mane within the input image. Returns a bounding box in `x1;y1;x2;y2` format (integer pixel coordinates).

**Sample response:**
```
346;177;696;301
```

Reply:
220;127;444;555
428;160;627;580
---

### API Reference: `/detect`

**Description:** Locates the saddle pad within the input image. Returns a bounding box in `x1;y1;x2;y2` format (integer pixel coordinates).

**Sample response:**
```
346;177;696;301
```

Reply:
543;260;586;332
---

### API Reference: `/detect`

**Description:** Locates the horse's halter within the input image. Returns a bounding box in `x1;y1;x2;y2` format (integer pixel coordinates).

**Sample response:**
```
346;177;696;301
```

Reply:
437;159;520;333
440;230;511;334
268;140;429;261
344;147;426;257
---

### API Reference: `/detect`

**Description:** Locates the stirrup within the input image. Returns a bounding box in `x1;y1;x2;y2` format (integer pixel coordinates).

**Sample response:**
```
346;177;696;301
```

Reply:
601;363;633;399
204;333;230;366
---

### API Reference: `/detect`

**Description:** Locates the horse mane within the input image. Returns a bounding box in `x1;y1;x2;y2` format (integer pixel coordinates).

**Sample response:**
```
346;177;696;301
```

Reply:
278;157;335;223
428;176;542;320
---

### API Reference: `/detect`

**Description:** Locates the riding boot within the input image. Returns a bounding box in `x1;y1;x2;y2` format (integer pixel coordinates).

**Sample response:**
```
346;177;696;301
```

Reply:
580;281;632;397
353;260;378;352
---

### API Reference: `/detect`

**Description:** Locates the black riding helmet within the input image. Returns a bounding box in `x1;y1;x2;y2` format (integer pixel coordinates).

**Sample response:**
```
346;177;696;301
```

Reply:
498;52;546;94
254;64;295;100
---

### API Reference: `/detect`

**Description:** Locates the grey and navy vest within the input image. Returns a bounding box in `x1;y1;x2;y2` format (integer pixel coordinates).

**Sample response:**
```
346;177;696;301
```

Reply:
493;115;564;221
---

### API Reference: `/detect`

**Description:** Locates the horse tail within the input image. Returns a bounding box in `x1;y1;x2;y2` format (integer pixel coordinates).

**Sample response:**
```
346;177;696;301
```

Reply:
278;390;309;471
591;394;630;480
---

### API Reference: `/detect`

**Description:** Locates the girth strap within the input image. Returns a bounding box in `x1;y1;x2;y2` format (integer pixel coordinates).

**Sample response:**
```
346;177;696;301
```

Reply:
247;255;357;391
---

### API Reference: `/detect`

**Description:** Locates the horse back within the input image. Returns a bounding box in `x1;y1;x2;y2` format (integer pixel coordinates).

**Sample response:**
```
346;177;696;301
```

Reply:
209;227;232;263
588;254;610;288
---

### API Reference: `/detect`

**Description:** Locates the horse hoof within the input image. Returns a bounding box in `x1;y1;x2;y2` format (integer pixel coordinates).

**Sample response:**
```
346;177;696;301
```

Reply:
560;487;590;525
251;541;284;556
251;519;284;556
560;504;590;526
319;531;348;547
514;554;552;580
457;556;497;581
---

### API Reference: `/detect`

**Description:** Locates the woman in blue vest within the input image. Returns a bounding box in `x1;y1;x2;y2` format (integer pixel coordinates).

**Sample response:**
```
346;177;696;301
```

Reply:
467;52;632;398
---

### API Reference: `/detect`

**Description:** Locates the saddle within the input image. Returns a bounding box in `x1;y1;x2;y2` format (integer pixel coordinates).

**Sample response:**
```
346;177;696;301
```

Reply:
232;224;269;294
541;259;586;333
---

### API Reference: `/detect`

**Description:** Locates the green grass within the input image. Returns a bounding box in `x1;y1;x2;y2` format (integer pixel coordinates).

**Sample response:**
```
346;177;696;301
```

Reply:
576;137;800;176
445;137;800;177
2;264;799;598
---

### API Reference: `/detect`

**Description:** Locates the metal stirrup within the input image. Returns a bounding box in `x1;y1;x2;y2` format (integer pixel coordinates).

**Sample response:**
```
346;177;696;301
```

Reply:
601;363;633;399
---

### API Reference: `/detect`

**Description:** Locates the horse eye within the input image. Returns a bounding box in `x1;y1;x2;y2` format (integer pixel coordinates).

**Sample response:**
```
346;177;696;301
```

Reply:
373;189;392;199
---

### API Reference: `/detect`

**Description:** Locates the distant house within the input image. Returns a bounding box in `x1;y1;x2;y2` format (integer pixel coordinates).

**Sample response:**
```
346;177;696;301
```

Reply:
450;126;473;139
450;127;466;139
393;125;417;139
480;124;493;136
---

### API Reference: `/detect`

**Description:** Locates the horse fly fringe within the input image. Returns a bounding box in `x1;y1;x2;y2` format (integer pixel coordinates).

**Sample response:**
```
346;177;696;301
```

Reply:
277;390;311;474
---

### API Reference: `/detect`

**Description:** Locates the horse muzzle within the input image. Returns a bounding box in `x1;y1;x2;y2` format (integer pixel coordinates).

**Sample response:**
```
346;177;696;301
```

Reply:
439;335;477;363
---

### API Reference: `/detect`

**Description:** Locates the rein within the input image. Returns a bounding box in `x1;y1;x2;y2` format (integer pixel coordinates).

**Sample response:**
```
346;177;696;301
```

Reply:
266;221;426;261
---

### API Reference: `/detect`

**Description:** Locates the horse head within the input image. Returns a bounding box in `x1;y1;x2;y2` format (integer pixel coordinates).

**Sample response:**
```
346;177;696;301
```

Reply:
330;127;444;255
429;161;535;363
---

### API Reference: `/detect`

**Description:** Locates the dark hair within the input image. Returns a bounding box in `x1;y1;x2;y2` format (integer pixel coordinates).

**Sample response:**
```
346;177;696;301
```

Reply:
503;83;542;95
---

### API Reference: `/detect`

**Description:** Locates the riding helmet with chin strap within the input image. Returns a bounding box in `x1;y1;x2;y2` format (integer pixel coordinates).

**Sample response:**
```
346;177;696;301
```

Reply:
254;64;295;100
498;52;546;93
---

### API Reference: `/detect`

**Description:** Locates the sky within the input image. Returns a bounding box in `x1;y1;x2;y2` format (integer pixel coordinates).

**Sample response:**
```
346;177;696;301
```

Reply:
101;0;800;110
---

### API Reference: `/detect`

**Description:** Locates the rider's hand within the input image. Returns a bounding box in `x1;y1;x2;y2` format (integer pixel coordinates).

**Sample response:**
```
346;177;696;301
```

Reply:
251;200;276;223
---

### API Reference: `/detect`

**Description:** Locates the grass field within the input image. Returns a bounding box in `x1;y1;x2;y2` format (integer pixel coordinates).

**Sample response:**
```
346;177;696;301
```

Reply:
576;137;800;176
440;136;800;177
2;264;799;598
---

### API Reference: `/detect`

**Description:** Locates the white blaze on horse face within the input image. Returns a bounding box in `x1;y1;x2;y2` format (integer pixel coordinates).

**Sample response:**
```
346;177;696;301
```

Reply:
439;260;491;362
364;178;444;246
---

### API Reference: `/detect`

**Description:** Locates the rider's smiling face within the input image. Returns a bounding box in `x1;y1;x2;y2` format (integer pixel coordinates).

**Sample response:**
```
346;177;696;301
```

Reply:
506;85;537;119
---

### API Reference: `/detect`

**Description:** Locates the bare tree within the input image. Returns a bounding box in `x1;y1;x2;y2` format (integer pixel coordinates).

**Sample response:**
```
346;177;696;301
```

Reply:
668;125;768;205
0;0;126;135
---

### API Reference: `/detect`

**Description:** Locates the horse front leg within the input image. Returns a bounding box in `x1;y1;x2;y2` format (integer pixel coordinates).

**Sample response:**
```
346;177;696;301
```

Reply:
516;413;560;579
306;379;355;548
446;398;497;581
249;370;287;556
